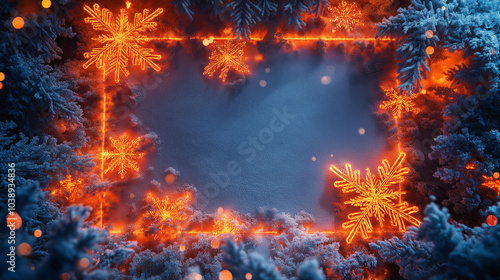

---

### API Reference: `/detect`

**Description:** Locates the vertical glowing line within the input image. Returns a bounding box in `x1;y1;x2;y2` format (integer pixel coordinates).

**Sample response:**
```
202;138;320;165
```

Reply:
396;118;402;204
100;67;106;228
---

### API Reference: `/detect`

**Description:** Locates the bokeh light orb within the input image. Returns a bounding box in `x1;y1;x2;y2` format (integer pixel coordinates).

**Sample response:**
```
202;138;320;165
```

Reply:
6;211;22;230
487;215;497;226
12;17;25;29
426;46;435;55
211;239;220;249
219;270;232;280
79;257;90;268
42;0;52;9
34;229;42;238
165;173;176;184
17;242;31;256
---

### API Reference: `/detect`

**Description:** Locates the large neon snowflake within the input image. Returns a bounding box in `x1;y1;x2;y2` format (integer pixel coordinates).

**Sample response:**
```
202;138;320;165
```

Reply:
83;4;163;82
326;0;365;33
102;134;144;179
203;40;250;82
380;87;417;119
329;152;420;243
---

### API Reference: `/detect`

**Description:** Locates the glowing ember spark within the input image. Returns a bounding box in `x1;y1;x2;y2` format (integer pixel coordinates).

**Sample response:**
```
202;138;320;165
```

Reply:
83;4;163;82
213;213;239;235
326;0;364;33
329;152;420;243
50;175;83;203
483;176;500;195
102;134;144;179
203;40;250;82
380;87;416;119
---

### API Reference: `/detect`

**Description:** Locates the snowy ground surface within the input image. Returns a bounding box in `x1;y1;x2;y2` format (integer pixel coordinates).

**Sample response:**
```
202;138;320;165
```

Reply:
135;49;388;228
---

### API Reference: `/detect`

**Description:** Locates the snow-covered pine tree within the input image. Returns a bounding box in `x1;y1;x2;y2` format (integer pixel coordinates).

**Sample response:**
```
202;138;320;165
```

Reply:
171;0;194;20
256;0;278;18
283;0;310;30
229;0;261;40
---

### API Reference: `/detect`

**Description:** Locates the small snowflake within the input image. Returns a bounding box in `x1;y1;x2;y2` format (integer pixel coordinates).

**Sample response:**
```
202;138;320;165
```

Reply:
203;40;250;82
380;87;417;119
213;213;239;235
330;152;420;243
102;134;144;179
83;4;163;82
146;193;191;221
326;1;365;33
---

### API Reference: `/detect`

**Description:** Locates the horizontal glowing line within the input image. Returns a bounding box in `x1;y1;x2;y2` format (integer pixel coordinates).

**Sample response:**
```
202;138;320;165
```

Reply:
142;37;394;42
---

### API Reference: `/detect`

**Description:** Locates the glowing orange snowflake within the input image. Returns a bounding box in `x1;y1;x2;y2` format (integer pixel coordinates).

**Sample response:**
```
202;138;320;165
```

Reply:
380;87;417;119
145;193;192;222
203;40;250;82
330;152;420;243
213;213;239;235
83;3;163;82
50;175;83;203
326;0;365;33
102;134;144;179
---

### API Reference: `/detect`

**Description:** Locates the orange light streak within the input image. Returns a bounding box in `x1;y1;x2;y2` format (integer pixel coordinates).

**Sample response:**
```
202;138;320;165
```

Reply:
100;87;106;227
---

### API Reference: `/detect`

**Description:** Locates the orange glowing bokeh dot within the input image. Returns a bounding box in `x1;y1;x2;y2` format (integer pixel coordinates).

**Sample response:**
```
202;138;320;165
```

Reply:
426;46;435;55
245;272;253;279
165;173;176;184
0;82;3;90
0;72;5;81
211;239;220;249
219;270;232;280
179;245;186;252
425;30;434;39
487;215;497;227
61;272;71;280
42;0;52;8
79;257;90;268
34;229;42;238
217;207;224;214
494;172;499;179
6;211;22;230
188;272;202;280
12;17;25;29
17;242;31;256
